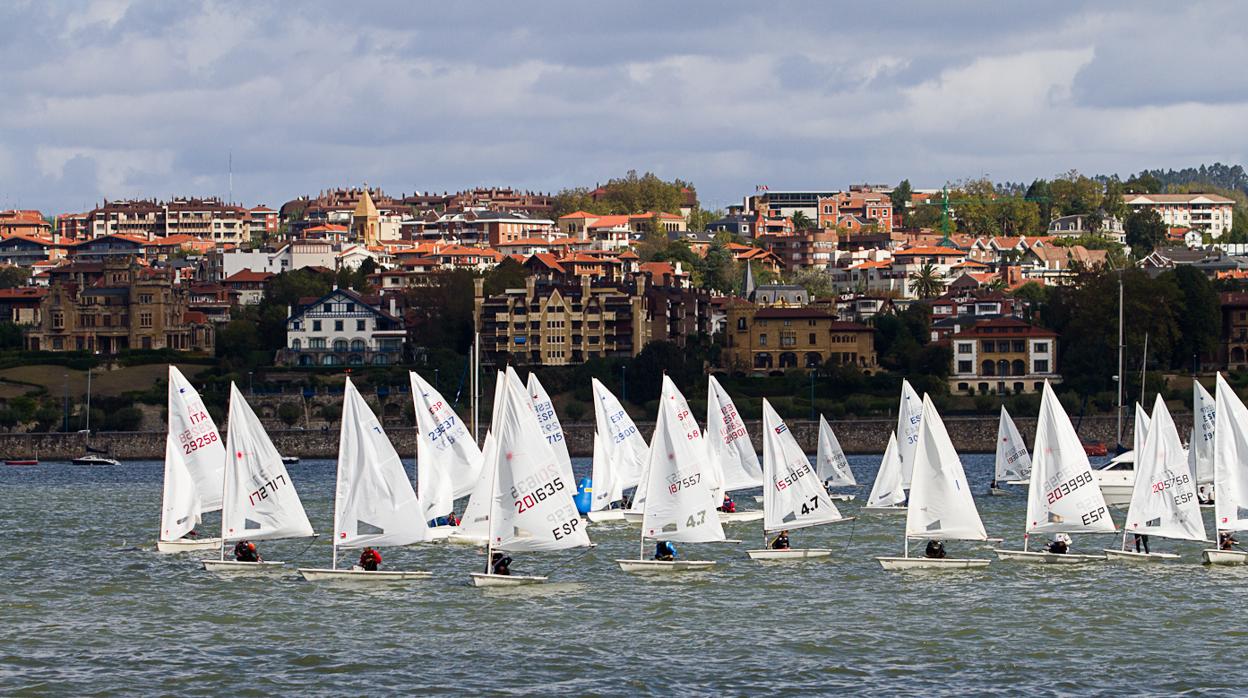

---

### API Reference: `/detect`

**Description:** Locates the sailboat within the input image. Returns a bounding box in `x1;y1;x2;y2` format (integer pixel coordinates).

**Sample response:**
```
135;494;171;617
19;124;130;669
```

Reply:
587;378;648;523
617;376;725;573
470;368;591;587
704;375;764;523
861;432;906;513
527;373;576;487
877;395;991;570
1204;373;1248;565
72;367;120;466
990;406;1031;495
994;382;1113;563
1104;394;1206;562
450;372;507;545
201;384;315;573
299;378;431;581
157;366;226;553
815;415;857;501
1190;379;1216;507
746;400;852;560
410;371;483;539
1096;403;1149;507
896;378;923;491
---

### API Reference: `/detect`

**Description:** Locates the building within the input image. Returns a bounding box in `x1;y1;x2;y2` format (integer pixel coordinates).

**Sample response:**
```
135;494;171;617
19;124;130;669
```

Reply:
1048;214;1125;243
0;211;52;238
25;258;214;353
278;288;406;367
222;270;274;305
1123;193;1235;238
755;229;838;270
1219;292;1248;371
0;287;47;324
948;317;1059;395
722;303;876;373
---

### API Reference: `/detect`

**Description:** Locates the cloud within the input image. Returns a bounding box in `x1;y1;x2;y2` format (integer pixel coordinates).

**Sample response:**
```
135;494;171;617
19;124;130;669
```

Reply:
1;0;1247;214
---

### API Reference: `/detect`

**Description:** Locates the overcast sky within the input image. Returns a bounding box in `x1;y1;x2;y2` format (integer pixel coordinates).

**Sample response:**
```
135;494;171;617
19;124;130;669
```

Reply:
3;1;1247;214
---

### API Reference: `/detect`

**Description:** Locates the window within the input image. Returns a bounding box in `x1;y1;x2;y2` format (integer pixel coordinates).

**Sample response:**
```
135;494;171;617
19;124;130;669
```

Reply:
957;342;973;355
313;320;322;332
346;303;355;312
1034;341;1049;353
1012;340;1025;353
982;340;995;352
357;319;366;332
334;320;344;332
781;335;796;347
736;318;747;331
958;360;973;373
139;294;153;304
52;312;64;329
759;333;768;347
292;321;301;331
1035;359;1049;373
310;338;326;349
809;333;817;344
139;312;152;328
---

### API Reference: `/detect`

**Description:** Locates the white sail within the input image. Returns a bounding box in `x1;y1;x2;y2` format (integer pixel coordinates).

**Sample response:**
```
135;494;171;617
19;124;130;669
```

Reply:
904;395;986;541
1190;380;1216;485
896;379;923;489
168;366;225;511
1123;395;1206;542
410;371;483;519
993;406;1031;483
527;373;576;487
1133;402;1151;457
333;378;429;549
815;415;855;487
762;400;843;532
866;432;906;508
704;375;763;493
588;433;616;512
488;369;590;552
592;377;648;492
1214;373;1248;532
221;383;314;543
159;434;200;542
640;376;725;543
459;431;496;538
1024;382;1114;535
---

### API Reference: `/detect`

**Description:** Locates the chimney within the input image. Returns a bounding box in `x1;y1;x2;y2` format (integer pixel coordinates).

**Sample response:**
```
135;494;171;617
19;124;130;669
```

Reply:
389;296;397;316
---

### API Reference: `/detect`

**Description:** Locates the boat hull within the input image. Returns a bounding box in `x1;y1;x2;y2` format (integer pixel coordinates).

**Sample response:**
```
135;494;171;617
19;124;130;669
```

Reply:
1102;548;1181;563
745;548;832;560
1095;470;1134;507
758;494;855;502
1202;549;1248;565
616;559;717;573
877;557;990;571
426;525;457;541
5;460;38;466
157;537;222;553
720;510;764;524
469;572;548;587
298;568;432;582
989;488;1010;496
586;509;627;523
201;559;287;573
445;532;488;546
860;506;907;514
72;456;119;466
1004;479;1029;487
993;549;1104;564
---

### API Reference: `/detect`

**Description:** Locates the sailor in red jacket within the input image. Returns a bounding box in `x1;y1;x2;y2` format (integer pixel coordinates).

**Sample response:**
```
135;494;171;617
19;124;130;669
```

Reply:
358;547;382;571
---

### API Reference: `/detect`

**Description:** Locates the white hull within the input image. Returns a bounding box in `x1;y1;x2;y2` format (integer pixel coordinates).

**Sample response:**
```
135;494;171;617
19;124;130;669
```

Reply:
877;556;990;570
201;559;287;573
622;511;643;524
1095;469;1135;507
1004;479;1029;486
426;525;457;541
586;510;627;523
156;537;222;553
860;506;906;514
720;510;764;523
445;531;488;546
1202;549;1248;565
989;488;1010;496
1102;548;1181;563
298;568;431;581
469;572;548;587
745;548;832;560
993;549;1105;564
616;559;717;573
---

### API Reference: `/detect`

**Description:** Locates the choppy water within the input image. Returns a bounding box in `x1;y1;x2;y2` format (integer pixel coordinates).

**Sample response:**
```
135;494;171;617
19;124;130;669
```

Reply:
2;455;1243;696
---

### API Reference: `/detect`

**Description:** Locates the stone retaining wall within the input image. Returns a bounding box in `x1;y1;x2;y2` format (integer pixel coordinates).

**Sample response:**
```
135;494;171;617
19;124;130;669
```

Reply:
0;414;1160;460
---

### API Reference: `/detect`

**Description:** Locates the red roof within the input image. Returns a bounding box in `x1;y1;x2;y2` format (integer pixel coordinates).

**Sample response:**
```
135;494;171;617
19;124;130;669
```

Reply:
224;270;275;283
894;246;964;256
950;317;1057;338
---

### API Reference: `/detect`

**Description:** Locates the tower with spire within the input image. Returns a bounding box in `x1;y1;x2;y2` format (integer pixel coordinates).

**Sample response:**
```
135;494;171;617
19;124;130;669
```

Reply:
741;259;756;301
351;186;380;246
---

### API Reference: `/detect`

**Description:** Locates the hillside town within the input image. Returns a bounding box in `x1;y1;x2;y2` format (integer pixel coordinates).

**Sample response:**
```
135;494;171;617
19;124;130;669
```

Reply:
0;167;1245;423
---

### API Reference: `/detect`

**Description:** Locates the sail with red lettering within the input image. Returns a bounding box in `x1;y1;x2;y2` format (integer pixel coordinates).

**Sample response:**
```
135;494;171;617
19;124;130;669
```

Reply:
220;383;313;543
1123;395;1206;542
160;366;226;542
762;400;843;532
410;371;483;519
1024;381;1114;535
705;375;762;493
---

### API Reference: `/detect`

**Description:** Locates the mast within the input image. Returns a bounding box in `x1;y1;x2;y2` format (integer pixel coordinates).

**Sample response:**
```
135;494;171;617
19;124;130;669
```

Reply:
1140;332;1149;404
483;417;499;575
472;332;481;443
218;390;232;562
1116;276;1125;449
85;367;91;434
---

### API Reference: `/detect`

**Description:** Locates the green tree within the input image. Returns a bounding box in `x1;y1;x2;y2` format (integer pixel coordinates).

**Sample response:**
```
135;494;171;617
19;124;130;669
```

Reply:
698;240;738;294
1168;266;1220;370
1025;178;1053;224
484;256;527;295
0;322;22;349
686;206;722;232
277;402;303;427
1124;209;1167;255
790;211;814;231
908;262;946;299
0;266;31;289
890;180;913;227
1049;172;1103;216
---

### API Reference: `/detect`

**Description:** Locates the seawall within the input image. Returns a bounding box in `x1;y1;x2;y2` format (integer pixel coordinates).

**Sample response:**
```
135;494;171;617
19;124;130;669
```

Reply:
0;414;1157;460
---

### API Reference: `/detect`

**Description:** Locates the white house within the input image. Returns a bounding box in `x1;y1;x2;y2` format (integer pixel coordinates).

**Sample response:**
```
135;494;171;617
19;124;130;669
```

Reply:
280;288;406;367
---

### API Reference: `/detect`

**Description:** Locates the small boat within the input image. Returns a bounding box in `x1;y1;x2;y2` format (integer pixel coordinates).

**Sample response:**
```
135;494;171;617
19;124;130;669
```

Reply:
589;378;648;518
280;455;299;465
1102;395;1205;564
5;458;38;466
159;366;226;553
863;432;906;512
1202;374;1248;566
993;382;1113;565
298;377;431;583
1082;442;1108;457
157;536;222;553
411;371;483;529
991;406;1031;493
72;454;119;466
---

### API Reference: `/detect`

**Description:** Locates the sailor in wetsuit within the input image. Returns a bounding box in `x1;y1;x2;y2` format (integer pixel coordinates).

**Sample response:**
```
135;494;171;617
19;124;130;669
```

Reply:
1046;533;1070;554
490;552;512;575
233;540;260;562
771;530;791;550
358;547;382;571
924;540;947;559
654;541;678;561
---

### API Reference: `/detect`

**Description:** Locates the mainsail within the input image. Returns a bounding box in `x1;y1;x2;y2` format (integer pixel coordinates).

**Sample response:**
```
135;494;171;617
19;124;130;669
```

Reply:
994;406;1032;483
896;379;923;489
1123;395;1206;542
815;415;855;487
1214;373;1248;532
639;377;725;543
410;371;483;519
866;432;906;508
762;400;843;532
1024;382;1114;535
1190;380;1216;485
904;395;987;541
704;375;763;493
527;373;576;487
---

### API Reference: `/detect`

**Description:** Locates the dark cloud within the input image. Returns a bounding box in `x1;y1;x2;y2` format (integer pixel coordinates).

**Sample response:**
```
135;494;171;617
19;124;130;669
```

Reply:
1;0;1246;214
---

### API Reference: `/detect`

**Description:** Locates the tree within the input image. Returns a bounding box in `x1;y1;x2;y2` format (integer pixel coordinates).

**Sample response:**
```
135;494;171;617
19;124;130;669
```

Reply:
686;206;722;232
1124;209;1167;255
786;268;833;298
0;322;22;350
0;266;30;289
890;180;913;227
790;211;814;231
484;256;527;296
1100;177;1128;222
908;262;946;299
698;240;738;294
277;402;303;427
1168;266;1220;371
1025;178;1053;224
1049;172;1103;217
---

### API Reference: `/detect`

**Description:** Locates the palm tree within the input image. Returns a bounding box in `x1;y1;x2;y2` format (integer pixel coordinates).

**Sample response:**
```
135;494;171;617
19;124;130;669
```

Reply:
908;262;947;299
790;211;814;231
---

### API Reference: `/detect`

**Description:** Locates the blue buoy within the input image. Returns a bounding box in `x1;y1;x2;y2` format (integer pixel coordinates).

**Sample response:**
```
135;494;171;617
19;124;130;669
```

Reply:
574;477;593;514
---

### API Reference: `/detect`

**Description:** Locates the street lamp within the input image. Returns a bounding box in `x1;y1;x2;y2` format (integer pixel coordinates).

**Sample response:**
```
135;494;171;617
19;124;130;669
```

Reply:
248;371;254;396
620;365;627;403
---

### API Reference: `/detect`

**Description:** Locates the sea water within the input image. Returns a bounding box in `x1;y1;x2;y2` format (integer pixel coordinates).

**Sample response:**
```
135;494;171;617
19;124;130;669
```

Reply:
1;455;1241;695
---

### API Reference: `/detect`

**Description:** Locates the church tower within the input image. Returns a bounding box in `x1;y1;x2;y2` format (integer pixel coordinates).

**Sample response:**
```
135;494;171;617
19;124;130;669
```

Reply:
351;187;380;246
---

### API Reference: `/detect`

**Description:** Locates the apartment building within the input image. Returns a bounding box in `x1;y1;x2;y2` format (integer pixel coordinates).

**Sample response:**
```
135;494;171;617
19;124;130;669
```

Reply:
722;304;876;373
948;317;1059;395
1123;193;1235;238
